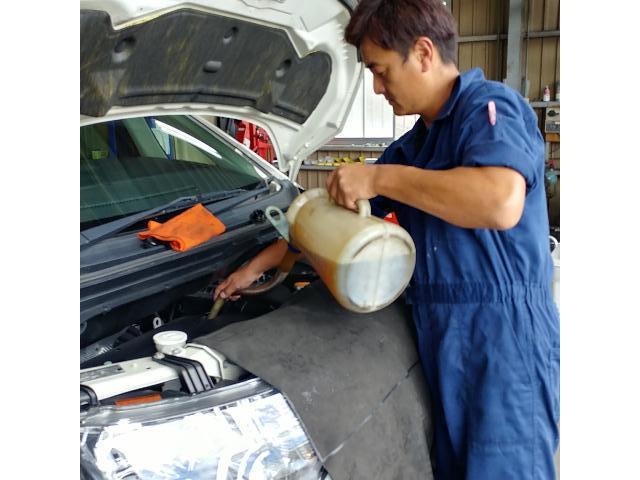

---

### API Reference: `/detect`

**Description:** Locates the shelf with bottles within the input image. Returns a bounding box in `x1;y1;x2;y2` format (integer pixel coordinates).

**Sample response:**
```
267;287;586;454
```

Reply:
530;100;560;108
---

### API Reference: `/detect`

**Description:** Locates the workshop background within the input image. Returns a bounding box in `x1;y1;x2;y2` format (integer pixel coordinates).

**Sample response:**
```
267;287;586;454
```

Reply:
215;0;560;236
297;0;560;235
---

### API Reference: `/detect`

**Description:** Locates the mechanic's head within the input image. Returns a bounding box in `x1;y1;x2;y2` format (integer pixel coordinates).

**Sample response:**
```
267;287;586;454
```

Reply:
345;0;459;118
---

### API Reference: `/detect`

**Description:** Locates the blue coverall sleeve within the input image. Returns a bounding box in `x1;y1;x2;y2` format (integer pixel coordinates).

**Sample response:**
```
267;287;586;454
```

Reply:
369;196;391;219
458;87;542;191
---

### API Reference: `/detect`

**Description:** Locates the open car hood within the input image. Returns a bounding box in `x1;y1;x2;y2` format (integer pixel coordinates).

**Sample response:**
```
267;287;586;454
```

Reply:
80;0;362;179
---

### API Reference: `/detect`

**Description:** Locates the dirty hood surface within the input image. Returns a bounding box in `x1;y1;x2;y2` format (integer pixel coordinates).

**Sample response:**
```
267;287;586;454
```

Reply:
80;0;362;178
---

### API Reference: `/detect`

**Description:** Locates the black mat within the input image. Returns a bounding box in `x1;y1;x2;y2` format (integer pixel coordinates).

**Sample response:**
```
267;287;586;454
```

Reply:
197;281;434;479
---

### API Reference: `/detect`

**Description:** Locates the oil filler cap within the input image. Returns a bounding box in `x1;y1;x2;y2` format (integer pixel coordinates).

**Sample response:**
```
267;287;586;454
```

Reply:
153;330;188;355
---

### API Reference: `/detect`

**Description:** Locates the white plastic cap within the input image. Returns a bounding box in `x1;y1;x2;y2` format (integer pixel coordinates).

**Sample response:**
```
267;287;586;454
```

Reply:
153;330;188;355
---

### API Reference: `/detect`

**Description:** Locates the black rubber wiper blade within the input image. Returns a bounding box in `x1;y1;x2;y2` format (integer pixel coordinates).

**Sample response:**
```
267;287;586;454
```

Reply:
80;186;268;250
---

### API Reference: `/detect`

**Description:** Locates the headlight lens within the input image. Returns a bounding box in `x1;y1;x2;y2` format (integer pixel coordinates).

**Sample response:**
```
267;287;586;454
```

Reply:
80;379;328;479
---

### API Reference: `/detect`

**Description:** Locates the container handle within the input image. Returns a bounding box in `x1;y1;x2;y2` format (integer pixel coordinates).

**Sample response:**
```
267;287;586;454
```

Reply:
549;235;559;253
265;206;290;242
356;199;371;218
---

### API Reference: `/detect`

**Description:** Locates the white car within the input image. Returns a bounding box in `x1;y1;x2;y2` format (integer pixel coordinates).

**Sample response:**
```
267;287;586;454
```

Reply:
80;1;434;478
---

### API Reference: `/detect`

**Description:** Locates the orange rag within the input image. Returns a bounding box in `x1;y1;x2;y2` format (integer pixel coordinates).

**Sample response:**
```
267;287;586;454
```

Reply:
137;203;226;252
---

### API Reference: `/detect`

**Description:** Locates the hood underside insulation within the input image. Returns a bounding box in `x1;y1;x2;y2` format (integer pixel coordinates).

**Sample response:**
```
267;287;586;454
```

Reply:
197;281;434;479
80;9;331;122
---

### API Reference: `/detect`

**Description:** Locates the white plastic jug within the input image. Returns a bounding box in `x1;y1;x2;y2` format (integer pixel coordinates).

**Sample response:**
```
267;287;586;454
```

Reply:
269;188;416;313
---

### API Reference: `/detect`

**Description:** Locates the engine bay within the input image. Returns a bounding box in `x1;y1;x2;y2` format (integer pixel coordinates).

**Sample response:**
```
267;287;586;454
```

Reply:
80;262;318;409
80;271;433;480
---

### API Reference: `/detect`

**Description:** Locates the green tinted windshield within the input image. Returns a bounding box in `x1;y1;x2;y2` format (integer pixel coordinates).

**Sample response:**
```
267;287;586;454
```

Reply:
80;116;263;225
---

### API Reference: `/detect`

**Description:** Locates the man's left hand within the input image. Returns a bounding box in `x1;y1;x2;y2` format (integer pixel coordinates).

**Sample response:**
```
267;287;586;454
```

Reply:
326;164;378;210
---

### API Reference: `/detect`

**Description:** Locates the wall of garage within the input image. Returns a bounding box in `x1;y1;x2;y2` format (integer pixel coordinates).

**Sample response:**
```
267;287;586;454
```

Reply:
454;0;560;100
300;0;560;230
452;0;561;228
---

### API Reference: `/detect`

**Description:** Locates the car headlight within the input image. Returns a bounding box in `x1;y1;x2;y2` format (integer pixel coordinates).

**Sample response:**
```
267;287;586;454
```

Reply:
80;378;329;479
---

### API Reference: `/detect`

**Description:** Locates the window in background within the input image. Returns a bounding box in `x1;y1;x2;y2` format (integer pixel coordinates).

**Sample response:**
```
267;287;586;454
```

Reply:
333;70;420;145
363;70;394;138
336;77;365;138
334;69;394;144
394;114;420;138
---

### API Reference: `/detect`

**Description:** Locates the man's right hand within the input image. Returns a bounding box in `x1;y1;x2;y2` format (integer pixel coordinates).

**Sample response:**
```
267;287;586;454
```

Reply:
213;266;261;301
326;163;379;211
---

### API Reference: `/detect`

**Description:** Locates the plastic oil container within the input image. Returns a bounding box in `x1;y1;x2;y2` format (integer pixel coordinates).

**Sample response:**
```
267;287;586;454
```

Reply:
285;188;416;313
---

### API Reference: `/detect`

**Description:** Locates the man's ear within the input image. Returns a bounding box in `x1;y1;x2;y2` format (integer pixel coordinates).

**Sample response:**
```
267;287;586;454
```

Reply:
413;37;435;72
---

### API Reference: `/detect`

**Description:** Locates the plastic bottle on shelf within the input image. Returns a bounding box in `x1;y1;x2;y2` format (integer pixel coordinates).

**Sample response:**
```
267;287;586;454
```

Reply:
543;85;551;102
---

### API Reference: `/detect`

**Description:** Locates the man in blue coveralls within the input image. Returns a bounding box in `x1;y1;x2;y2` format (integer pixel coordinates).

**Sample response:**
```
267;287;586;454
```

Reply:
325;0;561;478
216;0;560;477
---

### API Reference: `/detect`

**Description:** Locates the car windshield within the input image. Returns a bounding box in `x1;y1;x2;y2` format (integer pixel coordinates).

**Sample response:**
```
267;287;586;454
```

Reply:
80;115;264;228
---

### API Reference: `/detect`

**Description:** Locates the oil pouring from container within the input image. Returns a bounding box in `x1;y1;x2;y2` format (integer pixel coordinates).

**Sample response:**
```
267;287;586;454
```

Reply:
266;188;416;313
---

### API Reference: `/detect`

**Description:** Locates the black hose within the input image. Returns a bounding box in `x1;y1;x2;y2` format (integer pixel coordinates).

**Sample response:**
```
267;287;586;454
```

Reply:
80;384;100;409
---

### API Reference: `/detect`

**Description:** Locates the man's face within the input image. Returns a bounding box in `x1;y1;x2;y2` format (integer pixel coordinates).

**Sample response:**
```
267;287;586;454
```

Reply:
360;36;425;116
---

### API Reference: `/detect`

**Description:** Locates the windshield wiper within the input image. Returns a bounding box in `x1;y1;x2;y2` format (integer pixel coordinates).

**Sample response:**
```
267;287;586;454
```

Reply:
80;185;270;250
